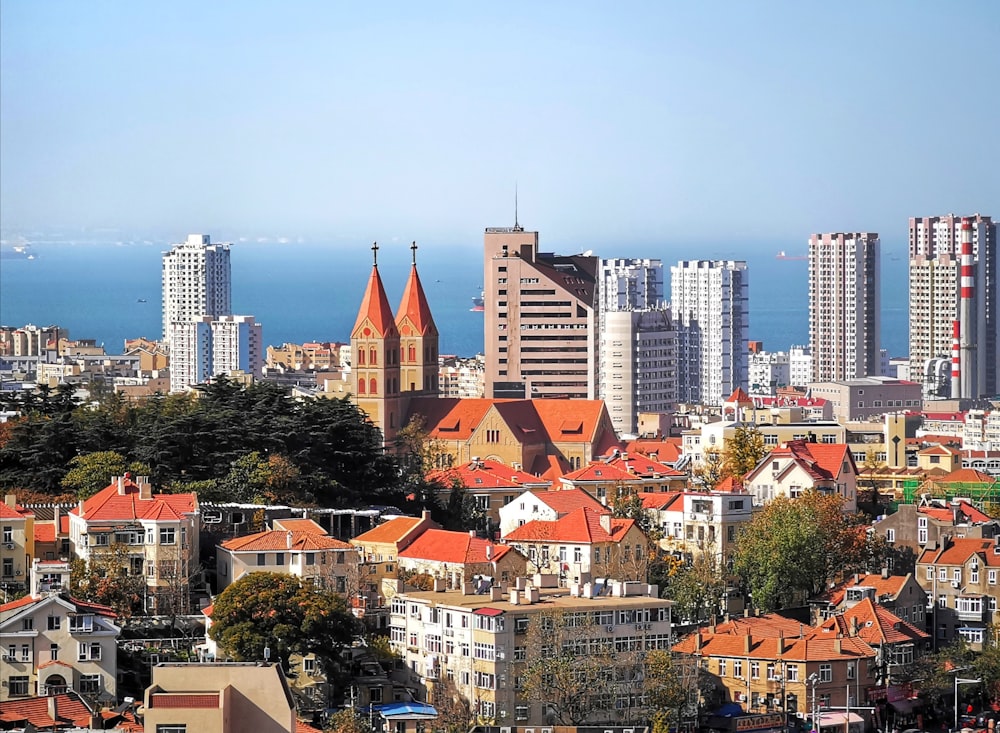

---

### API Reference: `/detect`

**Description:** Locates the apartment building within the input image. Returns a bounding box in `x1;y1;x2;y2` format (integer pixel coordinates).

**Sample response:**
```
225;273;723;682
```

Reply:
682;421;847;473
810;572;928;628
168;313;264;393
0;559;119;702
743;440;859;511
387;580;672;725
670;259;749;406
1;496;35;597
808;378;922;423
558;452;686;504
439;355;486;398
808;233;881;382
67;474;199;614
748;350;791;395
909;214;997;398
873;502;999;575
161;233;232;342
483;225;599;400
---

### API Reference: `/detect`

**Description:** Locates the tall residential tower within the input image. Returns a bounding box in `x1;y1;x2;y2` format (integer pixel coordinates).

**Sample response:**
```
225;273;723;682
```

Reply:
808;232;881;382
161;234;232;341
670;260;749;406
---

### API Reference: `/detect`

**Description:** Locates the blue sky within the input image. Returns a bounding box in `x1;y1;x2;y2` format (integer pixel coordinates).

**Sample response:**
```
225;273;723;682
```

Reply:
1;1;998;249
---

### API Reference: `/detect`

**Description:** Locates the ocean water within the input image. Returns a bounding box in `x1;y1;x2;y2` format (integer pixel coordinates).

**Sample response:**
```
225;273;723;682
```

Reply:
0;239;909;358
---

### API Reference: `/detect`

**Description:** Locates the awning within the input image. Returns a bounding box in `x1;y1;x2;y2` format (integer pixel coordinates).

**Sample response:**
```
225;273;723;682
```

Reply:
820;712;865;727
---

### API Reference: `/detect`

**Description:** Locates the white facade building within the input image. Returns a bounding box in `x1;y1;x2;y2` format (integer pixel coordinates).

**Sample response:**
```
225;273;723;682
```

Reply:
808;233;881;382
161;234;232;342
169;315;263;393
599;258;665;311
748;350;790;395
789;345;813;388
670;260;749;407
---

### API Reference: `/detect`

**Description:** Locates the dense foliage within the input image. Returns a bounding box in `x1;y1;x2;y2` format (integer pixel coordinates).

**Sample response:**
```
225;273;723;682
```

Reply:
0;377;402;507
208;572;358;668
732;491;885;612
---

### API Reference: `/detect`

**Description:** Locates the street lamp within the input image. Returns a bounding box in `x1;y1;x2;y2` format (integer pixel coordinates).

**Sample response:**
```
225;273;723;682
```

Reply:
809;673;820;733
954;676;981;731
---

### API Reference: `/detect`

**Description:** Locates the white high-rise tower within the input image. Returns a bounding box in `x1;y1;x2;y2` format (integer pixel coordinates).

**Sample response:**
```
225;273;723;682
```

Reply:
161;234;232;342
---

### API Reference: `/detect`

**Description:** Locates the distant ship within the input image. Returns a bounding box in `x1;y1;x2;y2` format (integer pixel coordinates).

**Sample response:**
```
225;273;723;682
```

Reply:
137;298;147;303
1;244;35;260
470;291;484;312
776;250;807;261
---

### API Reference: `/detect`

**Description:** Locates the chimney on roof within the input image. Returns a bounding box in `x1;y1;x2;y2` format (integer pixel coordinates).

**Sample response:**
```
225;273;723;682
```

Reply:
599;513;611;533
833;638;842;654
421;509;432;521
881;566;889;579
48;695;57;723
3;494;14;509
117;475;126;495
694;631;703;652
287;531;293;550
850;616;859;637
777;630;786;655
469;529;477;538
744;634;751;654
138;476;152;500
78;499;85;518
853;573;860;585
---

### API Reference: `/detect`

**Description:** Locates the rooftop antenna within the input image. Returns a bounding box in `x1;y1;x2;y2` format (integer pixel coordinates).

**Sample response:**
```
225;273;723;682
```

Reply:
371;241;379;267
411;240;418;265
514;182;523;231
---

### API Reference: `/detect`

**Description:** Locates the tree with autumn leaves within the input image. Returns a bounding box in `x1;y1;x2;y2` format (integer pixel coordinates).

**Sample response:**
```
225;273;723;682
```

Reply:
732;491;887;612
693;425;766;489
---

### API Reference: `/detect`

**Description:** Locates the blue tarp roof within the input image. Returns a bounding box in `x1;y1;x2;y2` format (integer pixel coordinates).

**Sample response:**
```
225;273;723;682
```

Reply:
373;702;438;720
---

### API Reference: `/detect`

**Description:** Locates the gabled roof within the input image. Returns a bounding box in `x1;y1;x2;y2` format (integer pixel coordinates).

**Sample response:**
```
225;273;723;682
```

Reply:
272;518;329;534
35;522;56;543
711;613;806;638
352;265;400;339
917;537;1000;567
408;397;498;441
220;530;353;552
0;593;117;622
530;487;608;516
815;573;912;605
0;501;31;519
530;454;572;481
751;440;853;483
935;467;997;486
606;452;685;479
625;438;682;463
673;630;875;662
398;529;512;565
428;458;550;490
808;598;929;646
532;399;610;444
725;387;754;405
638;491;684;511
504;506;633;544
561;461;634;484
395;264;438;337
919;501;994;524
0;692;92;728
352;516;433;546
714;476;745;493
71;476;196;523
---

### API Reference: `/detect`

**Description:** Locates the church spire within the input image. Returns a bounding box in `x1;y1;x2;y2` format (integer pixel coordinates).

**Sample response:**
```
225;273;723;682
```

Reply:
396;241;437;336
352;242;398;338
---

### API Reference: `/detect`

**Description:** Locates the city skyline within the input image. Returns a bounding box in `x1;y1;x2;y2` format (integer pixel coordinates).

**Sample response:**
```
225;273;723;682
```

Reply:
2;2;999;247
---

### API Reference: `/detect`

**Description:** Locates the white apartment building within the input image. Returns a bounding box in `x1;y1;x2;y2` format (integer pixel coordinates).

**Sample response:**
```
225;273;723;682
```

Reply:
161;234;232;342
908;215;997;399
748;350;790;395
965;410;1000;451
670;260;749;407
789;345;813;387
169;314;263;393
599;258;665;311
599;309;677;436
808;233;881;382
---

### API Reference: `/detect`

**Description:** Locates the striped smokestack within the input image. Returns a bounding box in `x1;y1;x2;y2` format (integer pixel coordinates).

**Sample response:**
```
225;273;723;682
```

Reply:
952;319;961;398
959;219;975;398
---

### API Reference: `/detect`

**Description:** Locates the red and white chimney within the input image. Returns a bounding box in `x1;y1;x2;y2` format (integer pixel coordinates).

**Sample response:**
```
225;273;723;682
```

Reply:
959;219;976;398
951;319;961;398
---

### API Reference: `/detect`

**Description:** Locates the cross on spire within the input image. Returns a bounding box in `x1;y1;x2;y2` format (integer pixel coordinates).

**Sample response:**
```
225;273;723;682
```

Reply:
411;241;418;265
371;241;379;267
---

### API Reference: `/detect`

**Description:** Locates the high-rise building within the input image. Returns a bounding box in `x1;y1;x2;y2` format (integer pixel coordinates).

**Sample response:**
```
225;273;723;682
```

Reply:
670;260;749;406
168;314;263;393
161;233;232;341
808;233;881;382
908;214;996;399
483;225;598;400
596;258;676;435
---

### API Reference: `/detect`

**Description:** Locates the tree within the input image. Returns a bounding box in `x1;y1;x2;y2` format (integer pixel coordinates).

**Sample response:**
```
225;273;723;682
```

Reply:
645;650;696;733
732;491;883;612
663;550;728;624
721;425;766;480
325;709;375;733
430;675;474;733
60;451;151;499
69;544;148;619
209;573;358;672
692;447;724;489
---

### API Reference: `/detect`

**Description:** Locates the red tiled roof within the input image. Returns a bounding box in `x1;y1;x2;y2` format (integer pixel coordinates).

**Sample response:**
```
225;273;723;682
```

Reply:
917;537;1000;567
352;516;431;545
408;397;498;441
714;476;745;493
395;264;438;337
918;501;993;524
150;692;220;708
0;501;30;519
297;721;325;733
919;444;960;456
532;399;609;444
60;515;69;534
202;603;214;618
220;529;353;552
936;468;997;486
531;454;571;481
673;630;875;661
35;522;57;543
608;453;685;479
38;658;74;669
532;488;608;516
561;461;634;483
0;692;92;728
815;573;911;605
625;438;682;463
638;491;684;511
808;598;929;646
272;518;329;534
753;440;853;483
398;529;512;565
0;594;39;613
725;387;753;405
72;477;195;522
352;265;400;338
429;458;549;490
711;613;805;638
504;506;633;544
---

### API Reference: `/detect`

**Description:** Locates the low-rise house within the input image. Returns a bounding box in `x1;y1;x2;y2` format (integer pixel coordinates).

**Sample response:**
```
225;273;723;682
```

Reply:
916;536;1000;649
427;458;551;530
502;507;648;583
497;488;607;538
0;559;119;703
350;512;439;605
216;521;357;593
68;474;199;614
810;572;928;628
0;691;96;730
676;491;753;562
1;495;35;596
744;440;858;511
397;528;526;587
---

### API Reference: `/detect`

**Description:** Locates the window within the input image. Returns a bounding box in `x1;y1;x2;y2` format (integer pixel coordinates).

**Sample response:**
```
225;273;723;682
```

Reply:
926;567;934;580
734;660;743;678
819;663;832;683
958;627;984;645
304;658;316;673
275;552;284;565
787;664;799;682
21;618;33;631
47;615;61;630
886;529;895;544
80;674;101;694
750;661;760;679
9;676;28;696
160;527;176;545
156;727;188;733
69;615;94;633
257;553;266;566
78;641;102;661
846;661;856;680
990;570;997;585
1;525;11;543
515;706;529;720
718;659;727;677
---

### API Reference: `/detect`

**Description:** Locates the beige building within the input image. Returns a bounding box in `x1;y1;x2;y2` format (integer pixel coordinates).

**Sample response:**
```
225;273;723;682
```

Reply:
427;458;551;531
388;580;672;724
68;475;200;614
1;495;36;598
0;559;119;702
396;528;527;588
143;662;297;733
809;378;922;423
744;440;859;511
483;225;598;400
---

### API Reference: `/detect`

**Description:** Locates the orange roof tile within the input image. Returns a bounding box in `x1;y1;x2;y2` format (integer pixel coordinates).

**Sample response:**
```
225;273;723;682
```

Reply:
34;522;57;543
398;529;512;564
712;613;806;638
71;477;196;523
0;594;39;613
808;598;929;646
395;264;438;337
561;461;635;483
221;529;353;552
504;506;633;544
673;630;875;662
408;397;498;441
531;454;572;481
725;387;753;404
428;458;550;490
532;399;609;444
272;518;329;534
936;467;997;485
532;488;608;516
150;692;220;708
625;438;683;463
918;501;993;524
352;516;431;545
713;476;745;493
638;491;684;511
352;264;400;338
917;537;1000;567
0;502;30;519
816;573;911;605
0;692;92;728
607;453;685;479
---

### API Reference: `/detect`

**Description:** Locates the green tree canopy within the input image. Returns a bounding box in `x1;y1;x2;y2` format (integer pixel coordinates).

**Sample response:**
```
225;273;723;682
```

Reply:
60;451;151;499
208;572;358;670
732;491;884;612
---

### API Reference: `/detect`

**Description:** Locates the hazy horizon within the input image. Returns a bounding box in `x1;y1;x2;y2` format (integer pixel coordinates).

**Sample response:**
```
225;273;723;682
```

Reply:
2;2;998;248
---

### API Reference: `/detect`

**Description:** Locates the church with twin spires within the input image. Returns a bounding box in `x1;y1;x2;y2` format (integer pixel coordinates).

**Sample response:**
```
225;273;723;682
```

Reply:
350;242;439;445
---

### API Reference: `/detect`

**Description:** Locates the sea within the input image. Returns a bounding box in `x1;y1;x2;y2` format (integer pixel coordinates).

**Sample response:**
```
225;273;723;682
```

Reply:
0;237;910;359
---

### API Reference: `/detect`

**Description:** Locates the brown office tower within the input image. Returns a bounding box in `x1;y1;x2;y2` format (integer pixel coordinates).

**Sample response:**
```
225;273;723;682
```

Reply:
483;225;598;400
